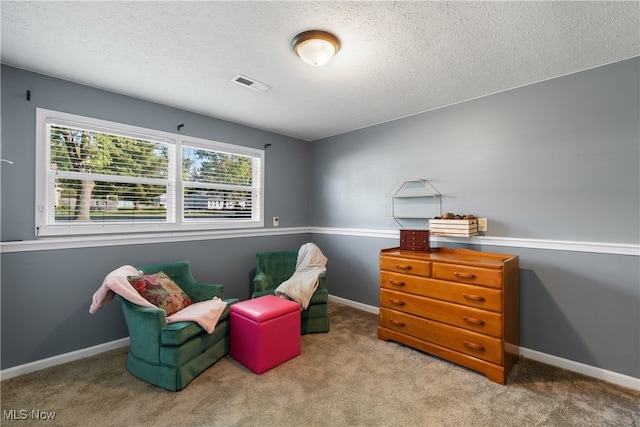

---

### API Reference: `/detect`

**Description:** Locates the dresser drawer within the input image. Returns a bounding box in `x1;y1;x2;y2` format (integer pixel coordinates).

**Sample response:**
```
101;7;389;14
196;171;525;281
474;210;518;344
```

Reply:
380;271;502;312
380;289;502;337
433;263;502;289
380;308;502;364
380;256;431;277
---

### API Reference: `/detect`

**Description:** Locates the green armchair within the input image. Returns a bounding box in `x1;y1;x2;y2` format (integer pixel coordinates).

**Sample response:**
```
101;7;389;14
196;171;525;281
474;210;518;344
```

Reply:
120;261;237;391
252;251;329;334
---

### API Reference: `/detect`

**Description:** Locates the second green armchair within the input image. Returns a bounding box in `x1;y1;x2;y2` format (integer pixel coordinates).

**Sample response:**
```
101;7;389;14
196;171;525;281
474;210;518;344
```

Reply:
252;250;329;334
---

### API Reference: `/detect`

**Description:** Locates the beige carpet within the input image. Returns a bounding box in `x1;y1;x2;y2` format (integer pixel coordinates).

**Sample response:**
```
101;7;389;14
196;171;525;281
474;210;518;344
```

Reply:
1;302;639;426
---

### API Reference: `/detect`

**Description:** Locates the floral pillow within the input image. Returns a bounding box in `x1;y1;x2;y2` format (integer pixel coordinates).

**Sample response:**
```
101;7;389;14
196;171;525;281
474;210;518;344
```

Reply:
127;271;192;315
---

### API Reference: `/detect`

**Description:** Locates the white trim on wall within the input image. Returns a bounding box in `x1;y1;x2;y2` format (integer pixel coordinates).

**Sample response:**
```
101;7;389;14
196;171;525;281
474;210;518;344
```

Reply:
2;297;637;391
310;227;640;256
0;227;310;253
2;226;638;256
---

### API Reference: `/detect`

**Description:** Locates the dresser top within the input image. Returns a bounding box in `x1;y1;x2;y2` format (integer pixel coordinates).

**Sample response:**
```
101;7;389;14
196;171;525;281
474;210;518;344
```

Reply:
381;247;517;268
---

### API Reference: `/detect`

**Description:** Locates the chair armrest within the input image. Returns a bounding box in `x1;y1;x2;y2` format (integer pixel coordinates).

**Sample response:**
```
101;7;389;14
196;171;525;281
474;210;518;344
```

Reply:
120;298;166;364
318;273;326;290
252;273;325;298
252;271;272;293
188;283;224;303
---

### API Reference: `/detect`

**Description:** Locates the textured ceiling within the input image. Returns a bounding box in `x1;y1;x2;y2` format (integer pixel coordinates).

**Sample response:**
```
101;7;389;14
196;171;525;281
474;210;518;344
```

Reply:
2;1;639;141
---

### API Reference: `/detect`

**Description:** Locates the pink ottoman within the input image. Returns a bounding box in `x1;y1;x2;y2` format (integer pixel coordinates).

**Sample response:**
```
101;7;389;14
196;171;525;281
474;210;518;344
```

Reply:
230;295;301;374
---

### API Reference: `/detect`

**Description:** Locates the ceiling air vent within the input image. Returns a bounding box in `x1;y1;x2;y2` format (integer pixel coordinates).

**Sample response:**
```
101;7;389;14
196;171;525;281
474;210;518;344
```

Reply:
232;75;272;93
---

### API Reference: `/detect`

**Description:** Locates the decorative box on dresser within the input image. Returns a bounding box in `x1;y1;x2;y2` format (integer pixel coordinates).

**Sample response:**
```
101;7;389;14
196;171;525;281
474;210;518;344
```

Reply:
378;247;519;384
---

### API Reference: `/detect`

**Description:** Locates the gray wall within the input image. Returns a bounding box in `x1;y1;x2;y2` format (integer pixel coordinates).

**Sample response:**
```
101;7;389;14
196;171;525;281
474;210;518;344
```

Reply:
0;65;311;369
1;65;310;241
0;235;311;369
310;58;639;242
309;58;640;378
2;59;639;381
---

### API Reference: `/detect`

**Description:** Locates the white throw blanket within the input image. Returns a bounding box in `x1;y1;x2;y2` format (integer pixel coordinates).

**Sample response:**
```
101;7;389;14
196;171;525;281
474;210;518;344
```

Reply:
90;265;153;313
274;243;327;310
90;265;227;334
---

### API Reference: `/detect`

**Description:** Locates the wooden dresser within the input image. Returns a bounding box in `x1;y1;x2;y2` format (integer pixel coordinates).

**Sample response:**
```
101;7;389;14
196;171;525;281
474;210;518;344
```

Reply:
378;247;519;384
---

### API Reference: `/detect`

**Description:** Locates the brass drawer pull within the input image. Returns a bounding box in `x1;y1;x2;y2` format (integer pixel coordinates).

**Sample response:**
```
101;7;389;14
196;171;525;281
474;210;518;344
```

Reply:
463;341;484;351
454;271;475;279
396;264;412;270
389;298;405;306
390;319;406;327
462;293;485;302
389;279;405;286
463;316;485;326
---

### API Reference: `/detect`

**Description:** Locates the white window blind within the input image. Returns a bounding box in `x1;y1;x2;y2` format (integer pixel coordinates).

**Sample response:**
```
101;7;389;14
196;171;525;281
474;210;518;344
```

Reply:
181;144;259;222
35;108;264;236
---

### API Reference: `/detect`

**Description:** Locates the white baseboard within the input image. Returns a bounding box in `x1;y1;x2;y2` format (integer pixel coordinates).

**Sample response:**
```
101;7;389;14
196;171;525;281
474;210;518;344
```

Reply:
329;295;380;314
518;347;640;391
2;301;638;392
0;338;130;381
329;296;640;391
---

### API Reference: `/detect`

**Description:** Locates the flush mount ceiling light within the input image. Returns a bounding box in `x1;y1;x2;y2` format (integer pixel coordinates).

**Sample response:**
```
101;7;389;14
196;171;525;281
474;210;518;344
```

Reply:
292;30;340;66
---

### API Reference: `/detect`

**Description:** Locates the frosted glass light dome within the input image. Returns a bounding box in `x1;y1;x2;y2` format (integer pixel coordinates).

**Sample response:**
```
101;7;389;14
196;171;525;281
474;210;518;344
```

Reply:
292;30;340;66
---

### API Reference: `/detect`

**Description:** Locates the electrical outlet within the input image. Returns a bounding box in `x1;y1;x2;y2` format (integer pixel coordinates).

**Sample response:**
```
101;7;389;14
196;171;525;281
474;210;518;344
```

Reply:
478;218;488;232
273;217;279;227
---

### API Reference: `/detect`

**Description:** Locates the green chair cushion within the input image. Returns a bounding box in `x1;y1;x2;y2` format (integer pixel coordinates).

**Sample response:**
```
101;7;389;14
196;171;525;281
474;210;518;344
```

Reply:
161;300;235;346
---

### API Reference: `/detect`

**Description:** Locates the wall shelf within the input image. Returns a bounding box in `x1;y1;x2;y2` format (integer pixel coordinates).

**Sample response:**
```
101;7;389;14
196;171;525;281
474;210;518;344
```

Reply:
386;178;442;227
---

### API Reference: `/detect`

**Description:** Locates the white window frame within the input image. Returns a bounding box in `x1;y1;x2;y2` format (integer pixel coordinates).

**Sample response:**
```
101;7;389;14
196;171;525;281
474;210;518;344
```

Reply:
35;108;264;237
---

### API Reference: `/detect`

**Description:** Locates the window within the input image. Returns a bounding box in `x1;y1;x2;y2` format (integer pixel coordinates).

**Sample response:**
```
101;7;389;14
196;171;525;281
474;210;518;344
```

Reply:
35;108;263;236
